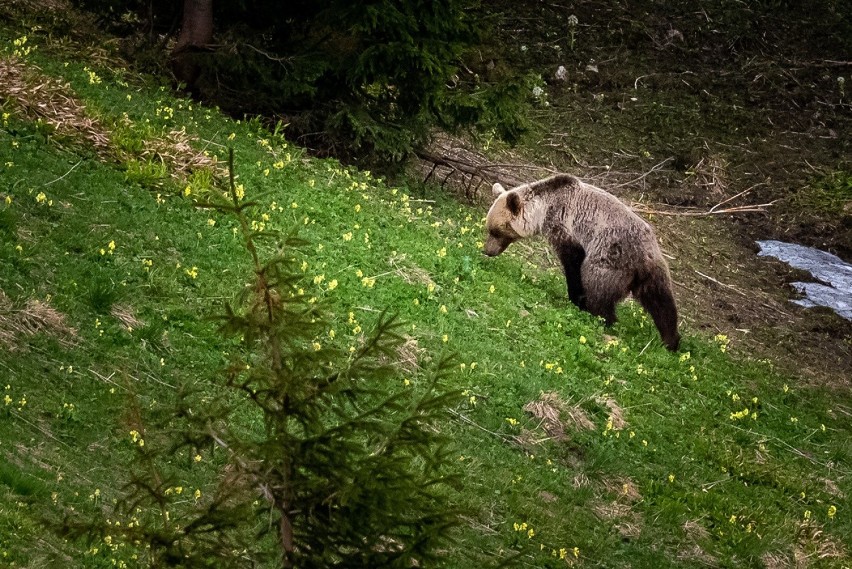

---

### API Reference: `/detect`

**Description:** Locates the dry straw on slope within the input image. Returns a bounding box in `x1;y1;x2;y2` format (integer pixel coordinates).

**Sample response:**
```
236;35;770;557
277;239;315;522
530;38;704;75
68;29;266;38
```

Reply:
0;56;221;182
0;290;78;351
0;56;110;151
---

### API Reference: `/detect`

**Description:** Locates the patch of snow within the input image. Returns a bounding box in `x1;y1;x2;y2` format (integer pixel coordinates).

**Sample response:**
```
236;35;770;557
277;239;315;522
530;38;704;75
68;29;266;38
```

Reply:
757;240;852;320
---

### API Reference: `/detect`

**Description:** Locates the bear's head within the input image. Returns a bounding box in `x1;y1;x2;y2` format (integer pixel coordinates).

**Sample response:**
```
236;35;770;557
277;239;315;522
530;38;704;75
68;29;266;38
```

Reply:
483;182;527;256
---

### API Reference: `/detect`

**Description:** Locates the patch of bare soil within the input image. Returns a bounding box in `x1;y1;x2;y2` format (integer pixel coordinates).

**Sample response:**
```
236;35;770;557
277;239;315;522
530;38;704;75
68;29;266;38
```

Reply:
655;211;851;390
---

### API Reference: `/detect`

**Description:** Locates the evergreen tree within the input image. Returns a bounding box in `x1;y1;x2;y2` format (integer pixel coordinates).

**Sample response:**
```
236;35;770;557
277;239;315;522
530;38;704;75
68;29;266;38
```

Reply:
71;0;535;165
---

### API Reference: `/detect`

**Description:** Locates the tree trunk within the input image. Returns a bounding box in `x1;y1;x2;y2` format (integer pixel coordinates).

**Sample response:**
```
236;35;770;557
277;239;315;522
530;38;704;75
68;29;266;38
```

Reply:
171;0;214;92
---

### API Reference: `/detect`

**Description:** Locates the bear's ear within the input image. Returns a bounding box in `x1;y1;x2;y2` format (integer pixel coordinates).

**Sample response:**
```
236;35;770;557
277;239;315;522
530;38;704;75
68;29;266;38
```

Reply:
506;192;522;216
491;183;506;198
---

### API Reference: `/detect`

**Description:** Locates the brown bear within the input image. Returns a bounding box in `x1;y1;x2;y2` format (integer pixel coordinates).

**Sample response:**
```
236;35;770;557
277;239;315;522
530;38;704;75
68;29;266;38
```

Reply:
483;174;680;351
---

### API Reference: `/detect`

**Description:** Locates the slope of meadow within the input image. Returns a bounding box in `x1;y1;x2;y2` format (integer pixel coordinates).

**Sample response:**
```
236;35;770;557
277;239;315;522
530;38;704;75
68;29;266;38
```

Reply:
0;28;850;568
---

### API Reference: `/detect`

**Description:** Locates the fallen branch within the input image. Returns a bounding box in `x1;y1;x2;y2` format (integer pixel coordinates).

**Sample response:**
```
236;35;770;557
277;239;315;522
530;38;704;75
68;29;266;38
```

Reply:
693;270;748;297
415;149;528;189
632;201;775;217
613;157;673;188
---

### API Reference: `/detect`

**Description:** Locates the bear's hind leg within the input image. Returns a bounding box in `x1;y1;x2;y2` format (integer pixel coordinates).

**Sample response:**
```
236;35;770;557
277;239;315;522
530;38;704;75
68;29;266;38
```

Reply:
586;294;618;326
554;240;587;309
633;269;680;351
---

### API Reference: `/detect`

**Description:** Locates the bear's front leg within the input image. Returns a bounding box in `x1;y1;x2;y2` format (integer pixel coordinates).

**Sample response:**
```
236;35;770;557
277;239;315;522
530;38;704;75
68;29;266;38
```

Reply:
554;240;587;309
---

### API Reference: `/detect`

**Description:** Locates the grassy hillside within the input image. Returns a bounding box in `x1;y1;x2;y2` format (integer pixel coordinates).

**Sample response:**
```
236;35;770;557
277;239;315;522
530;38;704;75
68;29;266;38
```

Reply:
1;27;850;568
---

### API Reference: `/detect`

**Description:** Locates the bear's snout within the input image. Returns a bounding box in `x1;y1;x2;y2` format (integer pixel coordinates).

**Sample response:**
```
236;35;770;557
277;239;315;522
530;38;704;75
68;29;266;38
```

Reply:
482;236;510;257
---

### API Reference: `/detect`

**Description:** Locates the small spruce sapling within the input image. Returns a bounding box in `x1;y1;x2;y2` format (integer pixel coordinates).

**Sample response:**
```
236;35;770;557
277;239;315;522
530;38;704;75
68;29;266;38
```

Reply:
200;149;463;567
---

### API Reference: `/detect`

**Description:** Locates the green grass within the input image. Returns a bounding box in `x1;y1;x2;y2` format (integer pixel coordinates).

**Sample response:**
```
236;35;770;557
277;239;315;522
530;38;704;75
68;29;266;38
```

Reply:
791;170;852;215
1;33;850;568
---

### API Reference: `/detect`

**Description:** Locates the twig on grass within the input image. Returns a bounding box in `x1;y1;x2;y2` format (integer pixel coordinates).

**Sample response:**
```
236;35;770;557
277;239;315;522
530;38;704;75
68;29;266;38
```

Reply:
727;423;850;475
11;409;71;449
40;158;84;187
637;339;653;357
448;408;514;443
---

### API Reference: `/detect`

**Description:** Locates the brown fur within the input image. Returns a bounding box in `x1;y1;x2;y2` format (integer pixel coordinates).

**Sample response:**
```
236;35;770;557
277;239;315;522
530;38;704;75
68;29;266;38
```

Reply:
484;174;680;350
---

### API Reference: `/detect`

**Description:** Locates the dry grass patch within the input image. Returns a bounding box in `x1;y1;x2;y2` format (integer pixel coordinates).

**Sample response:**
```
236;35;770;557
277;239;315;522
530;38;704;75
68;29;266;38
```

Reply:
0;56;110;151
522;392;568;441
396;335;424;372
615;521;642;540
761;551;795;569
598;396;627;430
110;304;144;331
676;544;719;567
795;521;848;566
600;475;641;503
116;115;222;181
146;127;221;180
0;290;77;350
687;153;730;207
572;472;591;489
591;498;644;540
522;391;596;444
682;519;711;542
388;253;435;288
0;56;220;184
591;500;633;520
